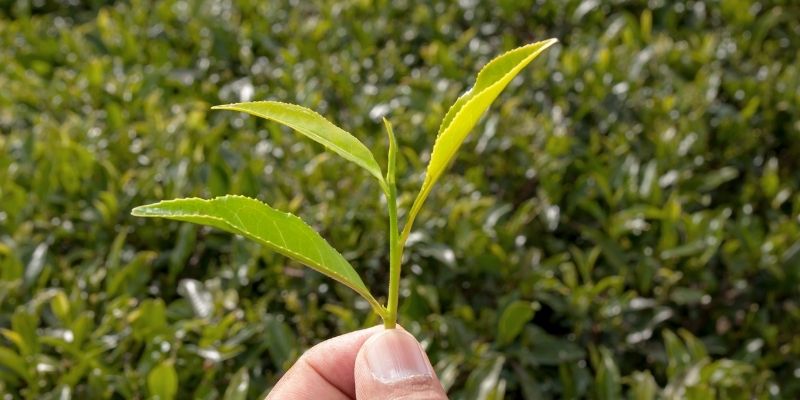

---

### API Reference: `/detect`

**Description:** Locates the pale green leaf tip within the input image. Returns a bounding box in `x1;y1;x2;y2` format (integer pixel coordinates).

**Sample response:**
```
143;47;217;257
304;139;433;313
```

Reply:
211;102;264;111
131;202;166;217
131;205;150;216
211;101;284;111
211;104;236;110
131;198;201;217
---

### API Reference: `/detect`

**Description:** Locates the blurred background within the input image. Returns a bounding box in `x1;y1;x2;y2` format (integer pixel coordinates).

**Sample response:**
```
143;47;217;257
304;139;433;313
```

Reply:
1;0;799;398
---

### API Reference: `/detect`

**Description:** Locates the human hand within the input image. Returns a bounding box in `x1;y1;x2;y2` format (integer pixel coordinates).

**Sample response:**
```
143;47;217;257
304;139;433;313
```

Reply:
266;326;448;399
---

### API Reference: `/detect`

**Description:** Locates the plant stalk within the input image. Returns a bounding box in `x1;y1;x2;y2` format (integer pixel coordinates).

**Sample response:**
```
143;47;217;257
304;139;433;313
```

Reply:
384;185;401;328
383;118;401;329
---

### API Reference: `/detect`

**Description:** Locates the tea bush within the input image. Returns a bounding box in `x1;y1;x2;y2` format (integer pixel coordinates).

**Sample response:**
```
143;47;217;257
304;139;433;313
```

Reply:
1;0;798;398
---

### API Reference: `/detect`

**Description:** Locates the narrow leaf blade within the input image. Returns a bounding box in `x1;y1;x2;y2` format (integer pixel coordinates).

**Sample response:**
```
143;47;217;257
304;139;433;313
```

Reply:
131;196;382;313
212;101;386;189
402;39;557;241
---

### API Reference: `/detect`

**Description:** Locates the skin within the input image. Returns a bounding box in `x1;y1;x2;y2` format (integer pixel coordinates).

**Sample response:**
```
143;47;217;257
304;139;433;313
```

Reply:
266;326;448;400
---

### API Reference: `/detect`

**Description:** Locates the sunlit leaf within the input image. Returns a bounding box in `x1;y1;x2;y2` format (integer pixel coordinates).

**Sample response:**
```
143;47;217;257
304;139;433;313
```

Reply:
148;360;178;400
402;39;558;242
212;101;387;191
132;195;383;315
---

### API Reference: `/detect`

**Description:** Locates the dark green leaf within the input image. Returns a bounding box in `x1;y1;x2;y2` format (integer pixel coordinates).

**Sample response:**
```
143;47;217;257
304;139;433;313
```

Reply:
497;300;538;346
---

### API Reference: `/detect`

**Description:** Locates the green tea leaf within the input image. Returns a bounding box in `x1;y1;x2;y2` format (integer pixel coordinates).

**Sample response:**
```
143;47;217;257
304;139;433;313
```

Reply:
521;326;586;365
383;117;397;186
497;300;539;346
11;311;39;356
402;39;557;242
223;367;250;400
264;314;297;370
592;346;622;400
0;347;30;382
212;101;387;191
464;355;507;400
131;195;384;315
148;360;178;400
627;371;658;400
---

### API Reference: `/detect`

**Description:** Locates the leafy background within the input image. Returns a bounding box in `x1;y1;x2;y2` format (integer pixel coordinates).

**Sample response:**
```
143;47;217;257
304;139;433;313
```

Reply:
1;0;799;398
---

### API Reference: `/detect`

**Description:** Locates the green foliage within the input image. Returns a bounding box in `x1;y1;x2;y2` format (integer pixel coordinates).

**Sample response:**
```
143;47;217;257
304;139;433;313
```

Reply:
497;300;539;346
135;40;555;328
147;360;178;400
211;101;387;190
402;39;558;244
2;0;799;399
222;367;249;400
132;195;384;315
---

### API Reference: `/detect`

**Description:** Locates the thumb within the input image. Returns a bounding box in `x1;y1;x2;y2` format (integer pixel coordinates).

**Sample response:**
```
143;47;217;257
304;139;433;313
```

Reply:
354;328;447;399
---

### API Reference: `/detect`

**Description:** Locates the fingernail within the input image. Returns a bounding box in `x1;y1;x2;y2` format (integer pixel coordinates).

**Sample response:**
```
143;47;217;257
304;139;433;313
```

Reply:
363;329;432;383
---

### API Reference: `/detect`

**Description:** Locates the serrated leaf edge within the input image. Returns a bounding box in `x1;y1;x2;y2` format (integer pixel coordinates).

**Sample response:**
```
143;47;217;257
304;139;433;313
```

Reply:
402;39;558;243
434;39;559;142
211;101;388;193
428;39;558;181
132;195;386;316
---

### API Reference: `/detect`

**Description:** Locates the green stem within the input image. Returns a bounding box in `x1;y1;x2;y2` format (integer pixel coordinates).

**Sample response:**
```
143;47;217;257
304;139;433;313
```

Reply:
382;118;401;329
385;184;400;328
